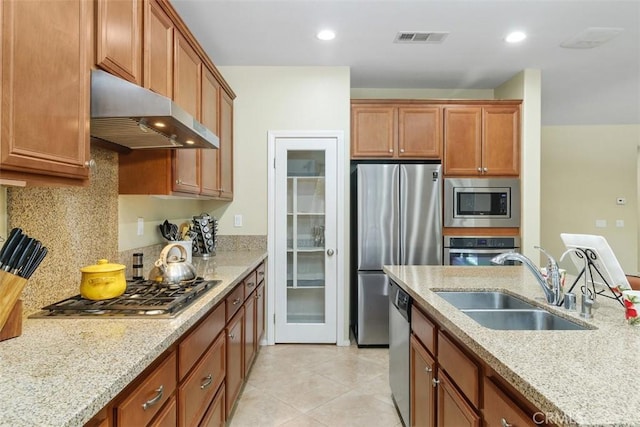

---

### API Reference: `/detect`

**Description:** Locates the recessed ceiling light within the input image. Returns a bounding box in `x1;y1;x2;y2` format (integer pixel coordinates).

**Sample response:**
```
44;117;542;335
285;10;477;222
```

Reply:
316;29;336;41
505;31;527;43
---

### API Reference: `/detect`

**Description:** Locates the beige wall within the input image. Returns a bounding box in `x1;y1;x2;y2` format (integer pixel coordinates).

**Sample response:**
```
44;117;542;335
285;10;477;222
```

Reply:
495;70;542;261
541;125;640;274
215;65;351;343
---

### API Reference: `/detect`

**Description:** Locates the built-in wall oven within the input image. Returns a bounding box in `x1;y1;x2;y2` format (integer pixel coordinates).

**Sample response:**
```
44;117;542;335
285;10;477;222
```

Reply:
444;178;520;228
444;236;520;266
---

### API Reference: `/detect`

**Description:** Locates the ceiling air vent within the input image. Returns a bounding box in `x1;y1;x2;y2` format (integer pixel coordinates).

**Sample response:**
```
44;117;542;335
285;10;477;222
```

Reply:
394;31;449;44
560;27;624;49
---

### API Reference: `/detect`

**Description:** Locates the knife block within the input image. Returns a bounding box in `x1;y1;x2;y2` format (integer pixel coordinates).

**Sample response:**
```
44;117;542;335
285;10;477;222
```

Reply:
0;270;27;341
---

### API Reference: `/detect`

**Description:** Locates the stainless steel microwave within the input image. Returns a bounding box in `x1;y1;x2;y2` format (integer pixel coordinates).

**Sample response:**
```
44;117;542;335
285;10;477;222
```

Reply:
444;178;520;227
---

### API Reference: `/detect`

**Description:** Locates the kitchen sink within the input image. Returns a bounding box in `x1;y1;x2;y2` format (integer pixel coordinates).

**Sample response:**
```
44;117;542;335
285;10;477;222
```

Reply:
460;309;590;331
435;291;538;310
435;290;592;331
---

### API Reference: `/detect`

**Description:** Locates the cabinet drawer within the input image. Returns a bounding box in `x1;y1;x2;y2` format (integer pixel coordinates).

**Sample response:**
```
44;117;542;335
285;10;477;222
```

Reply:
179;303;226;380
437;331;480;408
483;377;532;427
225;285;245;321
411;305;436;356
199;385;225;427
149;396;176;427
116;351;177;427
256;262;266;285
179;332;226;427
243;270;258;299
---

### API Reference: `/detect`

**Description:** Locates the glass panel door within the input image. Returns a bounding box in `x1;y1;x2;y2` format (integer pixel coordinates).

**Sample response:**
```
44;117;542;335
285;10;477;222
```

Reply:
274;136;337;343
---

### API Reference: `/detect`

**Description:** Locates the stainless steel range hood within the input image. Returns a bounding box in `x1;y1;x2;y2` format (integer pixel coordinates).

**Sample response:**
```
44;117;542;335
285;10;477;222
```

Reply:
90;70;219;150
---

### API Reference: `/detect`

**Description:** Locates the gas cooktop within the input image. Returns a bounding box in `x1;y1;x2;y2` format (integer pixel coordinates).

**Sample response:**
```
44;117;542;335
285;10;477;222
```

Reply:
29;278;221;318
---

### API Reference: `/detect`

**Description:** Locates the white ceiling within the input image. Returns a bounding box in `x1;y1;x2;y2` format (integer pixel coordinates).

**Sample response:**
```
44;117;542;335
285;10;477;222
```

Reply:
171;0;640;126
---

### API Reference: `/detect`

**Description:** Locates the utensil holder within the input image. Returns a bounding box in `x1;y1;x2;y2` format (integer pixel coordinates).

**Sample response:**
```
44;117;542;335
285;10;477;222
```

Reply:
0;270;28;341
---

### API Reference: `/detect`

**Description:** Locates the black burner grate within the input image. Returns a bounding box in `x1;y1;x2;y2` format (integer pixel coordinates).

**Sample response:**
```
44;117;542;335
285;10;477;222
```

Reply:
30;278;221;318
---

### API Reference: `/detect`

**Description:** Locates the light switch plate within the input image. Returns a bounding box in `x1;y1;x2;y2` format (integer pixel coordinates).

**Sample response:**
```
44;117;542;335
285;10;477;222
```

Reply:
595;219;607;228
234;214;243;227
137;217;144;236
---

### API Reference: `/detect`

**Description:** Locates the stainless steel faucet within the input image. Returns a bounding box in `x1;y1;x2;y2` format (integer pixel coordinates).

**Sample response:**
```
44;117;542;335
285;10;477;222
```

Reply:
491;247;563;305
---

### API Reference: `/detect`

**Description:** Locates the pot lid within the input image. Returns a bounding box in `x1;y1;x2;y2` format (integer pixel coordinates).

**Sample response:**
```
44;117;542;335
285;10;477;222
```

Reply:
81;259;126;273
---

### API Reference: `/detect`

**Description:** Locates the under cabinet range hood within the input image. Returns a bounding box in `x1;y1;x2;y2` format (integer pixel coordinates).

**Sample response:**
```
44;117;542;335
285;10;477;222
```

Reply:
90;70;219;150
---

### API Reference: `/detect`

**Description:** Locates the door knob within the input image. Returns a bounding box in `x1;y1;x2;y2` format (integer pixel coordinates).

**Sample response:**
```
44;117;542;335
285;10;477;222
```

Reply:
327;249;335;256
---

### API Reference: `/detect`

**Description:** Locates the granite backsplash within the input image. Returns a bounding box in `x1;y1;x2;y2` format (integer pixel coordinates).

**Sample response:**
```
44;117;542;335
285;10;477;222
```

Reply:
5;145;266;315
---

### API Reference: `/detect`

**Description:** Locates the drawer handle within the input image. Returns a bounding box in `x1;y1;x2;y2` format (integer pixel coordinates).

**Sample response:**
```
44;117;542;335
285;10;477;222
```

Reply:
255;293;261;299
425;367;432;374
229;333;235;339
142;385;164;410
258;271;264;277
247;282;255;288
200;374;213;390
432;378;440;388
233;298;241;305
501;418;513;427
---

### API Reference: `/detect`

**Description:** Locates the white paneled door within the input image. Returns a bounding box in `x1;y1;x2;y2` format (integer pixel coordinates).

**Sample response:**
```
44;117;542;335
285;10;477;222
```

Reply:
270;134;339;343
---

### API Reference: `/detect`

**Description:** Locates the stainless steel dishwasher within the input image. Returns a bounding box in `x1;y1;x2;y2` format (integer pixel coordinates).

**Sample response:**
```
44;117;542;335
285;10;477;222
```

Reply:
389;280;412;427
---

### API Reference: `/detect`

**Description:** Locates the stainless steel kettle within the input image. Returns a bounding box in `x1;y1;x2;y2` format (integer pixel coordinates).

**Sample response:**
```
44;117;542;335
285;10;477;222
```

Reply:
148;243;197;285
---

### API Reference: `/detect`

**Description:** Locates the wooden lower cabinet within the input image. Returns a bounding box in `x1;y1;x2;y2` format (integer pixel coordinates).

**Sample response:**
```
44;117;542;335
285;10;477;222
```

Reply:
483;377;534;427
410;335;436;427
225;306;245;415
244;292;256;375
199;386;225;427
255;282;266;344
149;396;177;427
179;332;225;426
114;351;177;426
437;371;481;427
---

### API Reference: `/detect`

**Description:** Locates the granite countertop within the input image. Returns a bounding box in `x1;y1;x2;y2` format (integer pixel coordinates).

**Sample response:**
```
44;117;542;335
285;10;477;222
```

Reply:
384;265;640;427
0;250;267;427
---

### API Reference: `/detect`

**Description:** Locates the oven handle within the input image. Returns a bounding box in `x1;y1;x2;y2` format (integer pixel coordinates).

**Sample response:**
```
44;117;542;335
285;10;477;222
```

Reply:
445;248;517;255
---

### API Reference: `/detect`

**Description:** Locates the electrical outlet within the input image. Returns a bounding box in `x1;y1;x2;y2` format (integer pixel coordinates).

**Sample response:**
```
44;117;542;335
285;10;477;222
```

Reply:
595;219;607;228
137;217;144;236
616;219;625;228
234;214;243;227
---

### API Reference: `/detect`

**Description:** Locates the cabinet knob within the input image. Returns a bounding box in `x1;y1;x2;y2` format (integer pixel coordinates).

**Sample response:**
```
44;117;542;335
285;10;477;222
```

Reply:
483;167;488;172
501;418;513;427
477;167;482;172
425;367;432;373
142;385;164;410
400;148;405;153
84;159;96;170
389;149;393;153
233;298;241;305
229;333;235;339
432;378;440;387
175;179;182;185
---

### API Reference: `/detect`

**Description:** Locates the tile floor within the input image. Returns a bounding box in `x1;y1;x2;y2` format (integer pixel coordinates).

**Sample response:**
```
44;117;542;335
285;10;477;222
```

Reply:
229;343;402;427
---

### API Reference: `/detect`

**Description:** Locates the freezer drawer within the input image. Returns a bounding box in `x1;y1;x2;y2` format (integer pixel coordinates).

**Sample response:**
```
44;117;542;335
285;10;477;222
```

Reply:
355;272;390;346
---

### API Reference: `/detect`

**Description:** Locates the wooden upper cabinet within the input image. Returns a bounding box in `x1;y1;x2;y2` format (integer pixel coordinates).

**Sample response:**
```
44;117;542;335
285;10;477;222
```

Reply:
351;102;442;159
96;0;142;85
0;0;91;182
443;107;482;176
200;66;221;197
144;0;173;97
444;104;520;177
351;104;396;157
482;106;520;176
172;32;201;194
398;106;442;158
218;90;234;200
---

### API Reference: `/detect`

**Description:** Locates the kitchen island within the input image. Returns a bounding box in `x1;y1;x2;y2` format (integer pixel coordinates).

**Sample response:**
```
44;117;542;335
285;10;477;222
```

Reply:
0;250;266;427
384;265;640;426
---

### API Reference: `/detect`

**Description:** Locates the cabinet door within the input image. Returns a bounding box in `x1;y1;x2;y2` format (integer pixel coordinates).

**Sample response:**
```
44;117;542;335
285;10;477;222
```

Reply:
351;105;396;158
218;90;234;199
243;291;256;375
443;107;482;176
255;282;266;344
149;396;176;427
200;67;221;197
482;106;520;176
96;0;142;85
173;32;201;193
199;387;225;427
225;307;244;415
411;335;436;427
1;0;90;181
398;106;442;158
144;0;173;97
437;371;480;427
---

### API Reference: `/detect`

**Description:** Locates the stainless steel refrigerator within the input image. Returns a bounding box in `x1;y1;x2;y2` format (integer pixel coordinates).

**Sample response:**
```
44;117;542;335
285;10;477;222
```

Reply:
351;163;442;346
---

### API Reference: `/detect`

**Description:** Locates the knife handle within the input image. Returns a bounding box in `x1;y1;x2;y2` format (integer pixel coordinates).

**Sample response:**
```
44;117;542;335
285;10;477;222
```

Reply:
24;246;48;279
2;234;28;272
19;240;42;278
11;238;37;276
0;228;23;268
